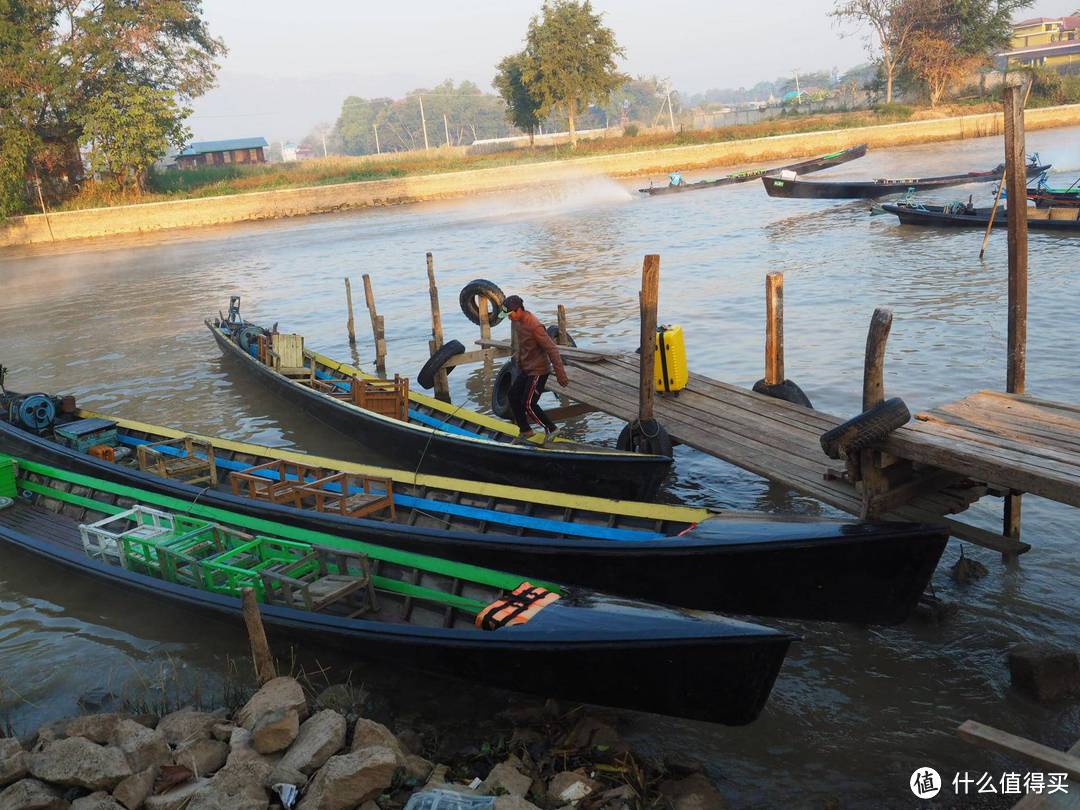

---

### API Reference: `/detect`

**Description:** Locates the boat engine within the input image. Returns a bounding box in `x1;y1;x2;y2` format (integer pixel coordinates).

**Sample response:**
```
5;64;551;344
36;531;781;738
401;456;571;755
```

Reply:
1;392;58;433
237;325;265;356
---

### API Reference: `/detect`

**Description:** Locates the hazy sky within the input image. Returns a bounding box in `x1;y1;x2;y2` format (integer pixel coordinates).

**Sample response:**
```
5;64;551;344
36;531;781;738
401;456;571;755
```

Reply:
190;0;1066;142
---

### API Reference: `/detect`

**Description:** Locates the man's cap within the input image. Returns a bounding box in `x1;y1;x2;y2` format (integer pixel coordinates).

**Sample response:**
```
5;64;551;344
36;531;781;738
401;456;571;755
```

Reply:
503;295;524;311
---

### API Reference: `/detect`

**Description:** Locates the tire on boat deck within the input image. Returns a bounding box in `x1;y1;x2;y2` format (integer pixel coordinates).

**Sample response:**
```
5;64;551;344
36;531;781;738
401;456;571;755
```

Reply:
459;279;506;326
820;397;911;459
546;325;577;347
417;340;465;390
617;418;674;458
752;378;813;408
491;359;519;419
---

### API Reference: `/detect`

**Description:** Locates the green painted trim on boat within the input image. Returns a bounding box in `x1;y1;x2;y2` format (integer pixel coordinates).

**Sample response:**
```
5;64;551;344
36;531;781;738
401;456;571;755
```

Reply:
7;455;560;595
18;478;125;516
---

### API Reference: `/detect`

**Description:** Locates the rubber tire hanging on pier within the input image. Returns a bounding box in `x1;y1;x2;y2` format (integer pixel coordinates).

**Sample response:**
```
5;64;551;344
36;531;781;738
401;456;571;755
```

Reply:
617;419;674;458
417;340;465;390
459;280;506;326
546;325;577;347
820;397;911;460
752;378;813;409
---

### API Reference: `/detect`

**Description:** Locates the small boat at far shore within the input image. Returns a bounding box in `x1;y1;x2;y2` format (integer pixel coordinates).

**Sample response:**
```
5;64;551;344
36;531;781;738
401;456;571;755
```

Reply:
639;144;868;195
763;158;1051;199
880;201;1080;231
0;452;795;725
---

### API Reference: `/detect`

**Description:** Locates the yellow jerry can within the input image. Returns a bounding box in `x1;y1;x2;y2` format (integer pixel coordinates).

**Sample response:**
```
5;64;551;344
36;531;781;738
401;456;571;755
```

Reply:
654;324;688;393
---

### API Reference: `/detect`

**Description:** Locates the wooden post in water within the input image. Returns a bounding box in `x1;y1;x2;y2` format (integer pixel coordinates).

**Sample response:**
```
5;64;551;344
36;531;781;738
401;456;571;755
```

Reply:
858;307;893;518
557;304;568;347
426;252;451;402
764;272;784;386
344;278;357;346
361;274;386;372
241;587;277;685
478;294;493;400
1004;81;1029;549
979;81;1031;259
639;255;660;421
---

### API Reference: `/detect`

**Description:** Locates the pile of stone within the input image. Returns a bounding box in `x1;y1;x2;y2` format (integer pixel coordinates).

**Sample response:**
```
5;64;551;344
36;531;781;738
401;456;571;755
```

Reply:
0;677;725;810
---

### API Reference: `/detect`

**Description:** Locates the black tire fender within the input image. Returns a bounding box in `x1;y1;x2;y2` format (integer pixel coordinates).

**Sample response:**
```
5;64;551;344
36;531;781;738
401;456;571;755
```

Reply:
752;378;814;409
417;339;465;390
491;359;520;419
616;419;674;458
820;397;911;459
459;279;506;326
546;324;577;347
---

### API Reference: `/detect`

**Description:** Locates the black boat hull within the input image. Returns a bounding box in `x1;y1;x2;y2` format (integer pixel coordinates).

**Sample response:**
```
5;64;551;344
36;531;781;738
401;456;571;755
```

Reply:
881;203;1080;232
640;144;868;195
0;515;791;726
208;323;670;500
763;163;1049;199
0;420;949;624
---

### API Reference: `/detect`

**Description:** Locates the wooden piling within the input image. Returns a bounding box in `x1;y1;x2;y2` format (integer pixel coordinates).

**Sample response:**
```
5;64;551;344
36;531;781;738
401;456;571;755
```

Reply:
361;274;386;372
1004;81;1029;551
639;255;660;421
241;587;277;685
344;278;357;346
764;272;784;386
557;305;568;346
862;307;893;411
478;293;493;399
426;252;451;402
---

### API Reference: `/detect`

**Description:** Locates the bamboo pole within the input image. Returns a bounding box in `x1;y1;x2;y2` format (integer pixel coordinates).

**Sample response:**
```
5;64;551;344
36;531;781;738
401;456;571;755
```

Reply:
639;255;660;421
426;252;451;402
344;278;357;346
764;273;784;386
241;588;277;685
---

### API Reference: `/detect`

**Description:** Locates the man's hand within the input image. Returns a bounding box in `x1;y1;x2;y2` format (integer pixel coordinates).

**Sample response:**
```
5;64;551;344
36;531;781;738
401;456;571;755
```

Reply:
557;372;569;388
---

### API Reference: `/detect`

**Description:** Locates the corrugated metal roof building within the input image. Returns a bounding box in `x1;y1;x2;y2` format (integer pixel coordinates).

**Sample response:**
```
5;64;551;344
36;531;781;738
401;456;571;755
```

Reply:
176;137;268;169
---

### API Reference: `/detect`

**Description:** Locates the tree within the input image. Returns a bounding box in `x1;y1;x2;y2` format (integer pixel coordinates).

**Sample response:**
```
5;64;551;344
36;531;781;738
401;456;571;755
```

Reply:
494;52;543;145
831;0;943;103
906;33;981;105
80;85;190;191
520;0;627;147
940;0;1034;56
0;0;225;213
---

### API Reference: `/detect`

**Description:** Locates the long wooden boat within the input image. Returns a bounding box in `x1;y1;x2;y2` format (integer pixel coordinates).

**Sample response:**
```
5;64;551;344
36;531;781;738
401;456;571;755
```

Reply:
639;144;868;196
0;398;950;624
205;314;671;501
1026;185;1080;207
762;160;1050;199
0;452;795;725
879;201;1080;231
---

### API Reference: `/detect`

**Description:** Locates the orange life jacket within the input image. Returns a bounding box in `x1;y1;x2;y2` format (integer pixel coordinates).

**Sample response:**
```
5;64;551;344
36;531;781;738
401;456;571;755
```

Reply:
476;582;561;630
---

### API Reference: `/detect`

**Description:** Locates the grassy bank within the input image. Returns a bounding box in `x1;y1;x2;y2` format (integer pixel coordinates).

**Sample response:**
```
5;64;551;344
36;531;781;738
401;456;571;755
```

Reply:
54;101;1009;212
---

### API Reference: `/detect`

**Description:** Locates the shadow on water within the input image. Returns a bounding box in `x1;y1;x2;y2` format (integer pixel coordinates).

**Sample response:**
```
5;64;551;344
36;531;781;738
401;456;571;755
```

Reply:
2;126;1080;807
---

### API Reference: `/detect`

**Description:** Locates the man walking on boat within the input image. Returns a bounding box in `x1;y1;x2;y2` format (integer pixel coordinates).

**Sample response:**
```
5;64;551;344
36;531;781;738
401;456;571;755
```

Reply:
502;295;570;443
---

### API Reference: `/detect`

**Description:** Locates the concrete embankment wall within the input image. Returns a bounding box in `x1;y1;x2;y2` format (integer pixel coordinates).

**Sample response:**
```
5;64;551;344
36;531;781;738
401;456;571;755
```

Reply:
4;104;1080;248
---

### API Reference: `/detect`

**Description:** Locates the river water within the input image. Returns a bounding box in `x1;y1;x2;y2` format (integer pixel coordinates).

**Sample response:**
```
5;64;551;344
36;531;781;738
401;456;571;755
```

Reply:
2;126;1080;807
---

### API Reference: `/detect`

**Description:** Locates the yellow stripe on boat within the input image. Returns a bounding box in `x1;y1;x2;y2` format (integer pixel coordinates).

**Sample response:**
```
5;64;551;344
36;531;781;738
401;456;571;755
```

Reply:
79;409;712;524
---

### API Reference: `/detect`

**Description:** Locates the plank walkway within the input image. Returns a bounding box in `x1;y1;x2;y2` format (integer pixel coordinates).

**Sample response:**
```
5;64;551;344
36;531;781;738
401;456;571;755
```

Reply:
504;347;1080;555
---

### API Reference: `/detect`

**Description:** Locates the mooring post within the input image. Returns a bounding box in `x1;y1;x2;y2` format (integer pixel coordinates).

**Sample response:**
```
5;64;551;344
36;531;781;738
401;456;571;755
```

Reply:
426;252;451;402
557;305;569;347
639;255;660;421
858;307;894;518
765;272;784;386
1003;81;1029;552
478;294;493;399
344;278;357;346
361;274;386;372
241;587;276;685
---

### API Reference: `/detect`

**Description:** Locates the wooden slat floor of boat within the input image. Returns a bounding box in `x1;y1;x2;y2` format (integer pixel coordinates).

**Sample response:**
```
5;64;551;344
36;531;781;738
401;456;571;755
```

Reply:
0;502;84;553
534;352;1044;553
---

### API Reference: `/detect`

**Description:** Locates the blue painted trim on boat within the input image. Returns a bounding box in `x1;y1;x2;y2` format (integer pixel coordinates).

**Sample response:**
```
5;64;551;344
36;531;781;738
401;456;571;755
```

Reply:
116;436;663;542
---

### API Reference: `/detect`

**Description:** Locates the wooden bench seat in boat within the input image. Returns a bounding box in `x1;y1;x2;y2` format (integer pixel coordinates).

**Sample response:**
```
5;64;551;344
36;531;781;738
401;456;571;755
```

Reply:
267;333;315;384
136;436;218;486
261;545;378;615
299;472;396;520
229;459;326;507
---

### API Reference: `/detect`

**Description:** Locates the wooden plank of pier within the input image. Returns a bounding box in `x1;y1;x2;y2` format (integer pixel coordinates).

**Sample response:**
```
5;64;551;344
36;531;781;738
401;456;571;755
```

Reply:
481;340;1014;553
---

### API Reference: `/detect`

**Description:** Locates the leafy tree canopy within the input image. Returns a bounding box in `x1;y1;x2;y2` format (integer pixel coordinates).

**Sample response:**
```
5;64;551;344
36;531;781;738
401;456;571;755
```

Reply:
494;51;543;144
